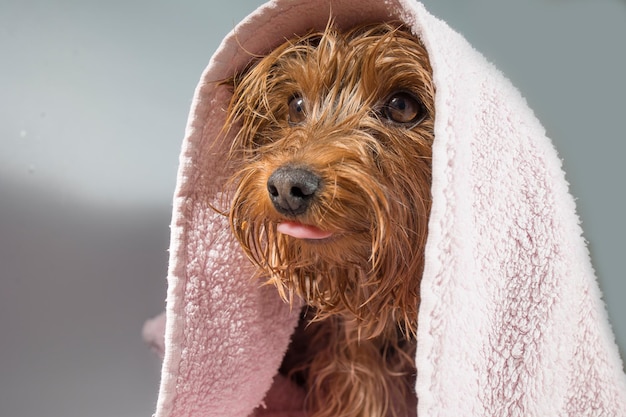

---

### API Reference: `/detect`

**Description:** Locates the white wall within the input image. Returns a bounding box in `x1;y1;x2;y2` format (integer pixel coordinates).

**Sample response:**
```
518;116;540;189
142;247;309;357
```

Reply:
1;1;624;416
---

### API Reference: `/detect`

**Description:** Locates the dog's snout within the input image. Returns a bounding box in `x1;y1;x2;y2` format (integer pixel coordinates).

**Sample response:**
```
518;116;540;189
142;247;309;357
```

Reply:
267;166;320;216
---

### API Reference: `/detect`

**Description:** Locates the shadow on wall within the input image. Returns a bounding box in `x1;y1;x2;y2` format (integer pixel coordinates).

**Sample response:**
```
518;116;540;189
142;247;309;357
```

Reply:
0;178;168;417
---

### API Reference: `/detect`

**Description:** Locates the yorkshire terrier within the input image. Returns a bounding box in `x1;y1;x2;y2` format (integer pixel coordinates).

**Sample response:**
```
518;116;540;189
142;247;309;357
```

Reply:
223;22;434;417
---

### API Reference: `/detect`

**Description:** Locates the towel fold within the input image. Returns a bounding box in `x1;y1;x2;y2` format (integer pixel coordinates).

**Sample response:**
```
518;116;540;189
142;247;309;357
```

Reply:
144;1;626;416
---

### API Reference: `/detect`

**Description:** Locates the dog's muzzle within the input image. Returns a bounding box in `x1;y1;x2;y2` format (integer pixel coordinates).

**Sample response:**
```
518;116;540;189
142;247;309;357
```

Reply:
267;165;320;216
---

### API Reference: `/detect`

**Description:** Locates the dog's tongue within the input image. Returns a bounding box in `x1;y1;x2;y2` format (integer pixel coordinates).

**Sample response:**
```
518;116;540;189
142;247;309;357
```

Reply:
277;221;333;240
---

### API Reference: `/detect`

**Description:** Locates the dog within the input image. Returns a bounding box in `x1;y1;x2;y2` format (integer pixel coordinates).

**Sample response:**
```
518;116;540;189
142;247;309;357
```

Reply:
222;22;434;417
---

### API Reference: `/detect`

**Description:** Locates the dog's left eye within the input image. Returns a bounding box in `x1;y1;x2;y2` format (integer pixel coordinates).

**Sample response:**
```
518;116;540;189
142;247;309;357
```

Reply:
381;92;426;127
288;95;307;124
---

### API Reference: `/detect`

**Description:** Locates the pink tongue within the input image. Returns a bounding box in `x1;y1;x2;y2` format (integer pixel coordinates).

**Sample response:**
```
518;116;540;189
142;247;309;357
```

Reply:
277;221;333;240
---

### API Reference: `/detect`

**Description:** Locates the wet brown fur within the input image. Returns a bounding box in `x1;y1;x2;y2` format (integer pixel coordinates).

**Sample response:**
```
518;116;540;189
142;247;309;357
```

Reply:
222;23;434;417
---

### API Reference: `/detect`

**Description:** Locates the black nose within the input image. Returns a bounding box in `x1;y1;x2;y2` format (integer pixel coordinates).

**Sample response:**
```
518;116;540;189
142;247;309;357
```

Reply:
267;166;321;216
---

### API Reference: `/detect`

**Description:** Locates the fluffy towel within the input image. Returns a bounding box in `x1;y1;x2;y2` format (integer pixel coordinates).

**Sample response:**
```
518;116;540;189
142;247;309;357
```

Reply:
144;1;626;416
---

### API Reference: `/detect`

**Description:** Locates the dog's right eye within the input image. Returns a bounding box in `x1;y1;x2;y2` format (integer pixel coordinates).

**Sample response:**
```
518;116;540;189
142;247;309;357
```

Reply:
288;95;307;125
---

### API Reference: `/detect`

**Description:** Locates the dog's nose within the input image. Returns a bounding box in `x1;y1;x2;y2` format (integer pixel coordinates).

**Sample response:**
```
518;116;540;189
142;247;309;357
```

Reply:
267;166;320;216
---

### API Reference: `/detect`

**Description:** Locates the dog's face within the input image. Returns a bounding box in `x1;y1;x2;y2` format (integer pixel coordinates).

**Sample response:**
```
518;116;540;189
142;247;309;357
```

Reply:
225;23;434;338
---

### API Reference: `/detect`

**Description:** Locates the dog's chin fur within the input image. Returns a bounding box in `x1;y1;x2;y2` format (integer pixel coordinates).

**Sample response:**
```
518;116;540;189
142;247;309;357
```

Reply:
222;23;434;417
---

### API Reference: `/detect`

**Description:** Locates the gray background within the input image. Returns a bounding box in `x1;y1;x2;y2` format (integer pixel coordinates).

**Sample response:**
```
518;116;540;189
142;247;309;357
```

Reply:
0;1;624;416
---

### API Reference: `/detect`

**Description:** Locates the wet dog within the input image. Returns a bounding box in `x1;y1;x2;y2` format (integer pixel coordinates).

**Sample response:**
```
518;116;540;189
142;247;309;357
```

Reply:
223;22;434;417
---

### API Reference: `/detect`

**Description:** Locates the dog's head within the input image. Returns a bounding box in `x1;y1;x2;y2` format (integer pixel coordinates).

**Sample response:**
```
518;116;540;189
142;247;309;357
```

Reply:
223;23;434;337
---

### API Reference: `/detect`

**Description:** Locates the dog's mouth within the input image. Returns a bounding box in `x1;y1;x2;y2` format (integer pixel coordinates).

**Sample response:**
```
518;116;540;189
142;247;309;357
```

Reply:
277;221;334;240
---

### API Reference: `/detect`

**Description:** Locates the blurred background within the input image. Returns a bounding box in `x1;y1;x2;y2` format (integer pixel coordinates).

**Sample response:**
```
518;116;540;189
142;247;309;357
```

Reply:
0;0;624;416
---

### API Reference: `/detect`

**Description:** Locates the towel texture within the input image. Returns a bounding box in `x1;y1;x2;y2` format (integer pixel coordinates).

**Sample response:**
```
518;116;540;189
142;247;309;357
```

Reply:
145;1;626;416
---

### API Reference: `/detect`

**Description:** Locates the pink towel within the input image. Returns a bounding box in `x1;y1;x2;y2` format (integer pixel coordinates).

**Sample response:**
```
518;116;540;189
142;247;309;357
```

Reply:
143;1;626;416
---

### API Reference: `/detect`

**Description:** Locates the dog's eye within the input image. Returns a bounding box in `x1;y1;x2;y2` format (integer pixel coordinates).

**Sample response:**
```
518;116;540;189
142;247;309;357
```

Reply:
381;92;426;126
288;95;307;124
